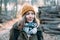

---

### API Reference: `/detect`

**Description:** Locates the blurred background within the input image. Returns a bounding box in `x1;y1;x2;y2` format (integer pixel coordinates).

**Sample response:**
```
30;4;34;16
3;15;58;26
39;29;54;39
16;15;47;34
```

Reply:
0;0;60;23
0;0;60;40
0;0;60;22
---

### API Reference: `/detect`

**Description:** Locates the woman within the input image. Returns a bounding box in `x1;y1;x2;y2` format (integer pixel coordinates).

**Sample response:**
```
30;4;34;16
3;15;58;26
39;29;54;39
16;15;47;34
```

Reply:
9;3;43;40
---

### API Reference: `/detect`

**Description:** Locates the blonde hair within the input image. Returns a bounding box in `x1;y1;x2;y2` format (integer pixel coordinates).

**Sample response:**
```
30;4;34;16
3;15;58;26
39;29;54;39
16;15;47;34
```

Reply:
35;13;40;27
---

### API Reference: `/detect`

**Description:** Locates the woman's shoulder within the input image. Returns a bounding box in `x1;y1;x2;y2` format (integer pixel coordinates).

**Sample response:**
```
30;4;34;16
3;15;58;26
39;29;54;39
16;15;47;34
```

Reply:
12;21;20;30
37;24;43;31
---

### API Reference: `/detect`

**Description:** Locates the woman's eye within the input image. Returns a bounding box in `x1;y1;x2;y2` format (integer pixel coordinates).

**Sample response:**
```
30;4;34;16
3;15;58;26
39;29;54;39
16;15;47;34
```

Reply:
31;13;34;15
26;13;29;15
26;13;34;15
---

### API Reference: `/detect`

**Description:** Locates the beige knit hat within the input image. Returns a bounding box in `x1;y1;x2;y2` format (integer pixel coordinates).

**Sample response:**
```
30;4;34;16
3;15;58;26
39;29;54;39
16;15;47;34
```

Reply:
20;3;35;16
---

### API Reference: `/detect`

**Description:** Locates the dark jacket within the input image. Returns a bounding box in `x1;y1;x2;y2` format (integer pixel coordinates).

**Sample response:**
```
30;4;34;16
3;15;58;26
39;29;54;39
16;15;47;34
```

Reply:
9;22;43;40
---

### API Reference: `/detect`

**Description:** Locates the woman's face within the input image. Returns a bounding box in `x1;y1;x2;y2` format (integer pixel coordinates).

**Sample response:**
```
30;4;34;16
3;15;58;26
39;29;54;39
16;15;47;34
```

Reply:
25;11;35;22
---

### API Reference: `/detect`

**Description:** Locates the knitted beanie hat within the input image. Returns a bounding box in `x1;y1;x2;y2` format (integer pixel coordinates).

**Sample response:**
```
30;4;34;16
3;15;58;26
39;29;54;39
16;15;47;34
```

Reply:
20;3;35;16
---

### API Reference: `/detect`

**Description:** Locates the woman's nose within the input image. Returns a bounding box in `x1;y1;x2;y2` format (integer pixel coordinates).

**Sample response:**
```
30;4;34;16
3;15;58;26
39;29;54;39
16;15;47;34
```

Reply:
29;14;32;16
29;15;32;18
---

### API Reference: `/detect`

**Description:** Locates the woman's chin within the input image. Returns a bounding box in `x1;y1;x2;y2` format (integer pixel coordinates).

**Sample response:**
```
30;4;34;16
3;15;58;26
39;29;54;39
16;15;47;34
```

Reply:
28;20;33;22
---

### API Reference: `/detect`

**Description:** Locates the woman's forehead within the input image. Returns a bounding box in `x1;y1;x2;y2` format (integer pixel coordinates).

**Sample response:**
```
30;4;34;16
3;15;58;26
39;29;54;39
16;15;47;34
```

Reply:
26;11;35;13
